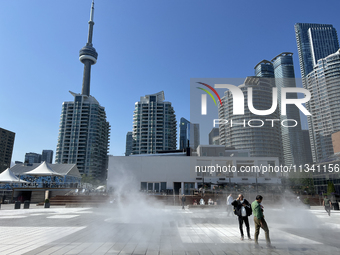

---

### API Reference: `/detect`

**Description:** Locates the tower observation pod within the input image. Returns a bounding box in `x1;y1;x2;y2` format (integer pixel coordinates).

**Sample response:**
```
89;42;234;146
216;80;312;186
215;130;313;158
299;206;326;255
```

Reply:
79;0;98;96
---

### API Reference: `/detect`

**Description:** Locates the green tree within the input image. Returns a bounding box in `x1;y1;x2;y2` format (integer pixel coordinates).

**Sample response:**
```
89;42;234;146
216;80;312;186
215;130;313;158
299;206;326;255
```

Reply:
327;181;336;195
287;172;315;195
81;175;101;186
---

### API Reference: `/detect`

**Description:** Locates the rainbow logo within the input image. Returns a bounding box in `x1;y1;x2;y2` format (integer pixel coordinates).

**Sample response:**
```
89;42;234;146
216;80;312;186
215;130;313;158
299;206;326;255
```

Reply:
196;82;223;107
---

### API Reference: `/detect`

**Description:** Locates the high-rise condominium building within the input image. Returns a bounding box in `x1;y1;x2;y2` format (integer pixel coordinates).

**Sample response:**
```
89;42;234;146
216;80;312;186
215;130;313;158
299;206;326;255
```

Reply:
306;49;340;162
179;117;200;151
42;150;53;164
25;152;41;164
295;23;339;78
132;91;177;154
55;2;110;180
255;53;310;166
125;132;133;156
295;23;340;162
0;128;15;173
218;77;282;160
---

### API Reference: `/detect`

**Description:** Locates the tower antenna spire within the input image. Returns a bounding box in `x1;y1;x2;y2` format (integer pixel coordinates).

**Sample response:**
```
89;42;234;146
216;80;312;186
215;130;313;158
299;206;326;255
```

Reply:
79;0;98;96
87;0;95;46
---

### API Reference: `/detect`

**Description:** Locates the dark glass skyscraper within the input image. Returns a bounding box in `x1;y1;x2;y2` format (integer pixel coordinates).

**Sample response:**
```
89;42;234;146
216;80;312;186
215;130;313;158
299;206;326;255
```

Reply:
254;60;274;78
55;1;110;181
209;128;219;145
295;23;339;78
42;150;53;164
271;53;310;166
125;132;133;156
25;152;42;164
254;53;312;166
179;118;190;150
179;118;200;151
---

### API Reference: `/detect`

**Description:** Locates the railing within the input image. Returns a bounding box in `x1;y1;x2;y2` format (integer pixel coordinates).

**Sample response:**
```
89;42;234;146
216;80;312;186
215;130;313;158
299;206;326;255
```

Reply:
0;182;80;189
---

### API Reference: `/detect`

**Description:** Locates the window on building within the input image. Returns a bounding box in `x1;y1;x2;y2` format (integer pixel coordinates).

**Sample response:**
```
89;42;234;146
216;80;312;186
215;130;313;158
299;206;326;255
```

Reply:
141;182;147;190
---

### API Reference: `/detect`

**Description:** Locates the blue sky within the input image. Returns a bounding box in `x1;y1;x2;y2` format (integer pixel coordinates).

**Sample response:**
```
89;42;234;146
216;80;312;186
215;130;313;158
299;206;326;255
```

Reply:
1;0;340;163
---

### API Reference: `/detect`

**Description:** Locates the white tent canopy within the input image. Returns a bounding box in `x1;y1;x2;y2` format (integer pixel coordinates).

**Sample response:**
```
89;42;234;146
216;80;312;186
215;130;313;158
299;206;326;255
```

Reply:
0;168;29;183
22;161;63;177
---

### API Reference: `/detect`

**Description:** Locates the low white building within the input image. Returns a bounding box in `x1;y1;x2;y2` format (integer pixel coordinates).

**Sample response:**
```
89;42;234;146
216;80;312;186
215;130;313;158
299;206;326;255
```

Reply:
108;146;281;195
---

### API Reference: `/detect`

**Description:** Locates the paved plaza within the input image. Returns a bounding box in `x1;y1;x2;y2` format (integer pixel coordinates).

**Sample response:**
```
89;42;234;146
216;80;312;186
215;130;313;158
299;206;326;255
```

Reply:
0;203;339;255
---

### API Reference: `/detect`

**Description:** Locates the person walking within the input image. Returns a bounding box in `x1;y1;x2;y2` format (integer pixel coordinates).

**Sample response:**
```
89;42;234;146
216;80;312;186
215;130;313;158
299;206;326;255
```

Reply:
232;194;252;240
323;195;332;216
251;195;274;249
226;193;233;216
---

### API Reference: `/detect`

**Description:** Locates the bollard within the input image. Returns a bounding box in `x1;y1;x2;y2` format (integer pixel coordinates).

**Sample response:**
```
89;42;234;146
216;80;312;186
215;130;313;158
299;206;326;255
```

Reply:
24;200;30;209
14;201;21;209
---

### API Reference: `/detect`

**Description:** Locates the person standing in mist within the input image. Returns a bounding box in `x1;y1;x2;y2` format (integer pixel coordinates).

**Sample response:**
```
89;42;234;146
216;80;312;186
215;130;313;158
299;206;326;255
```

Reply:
251;195;274;249
232;194;252;240
181;194;186;209
226;194;233;216
323;195;332;216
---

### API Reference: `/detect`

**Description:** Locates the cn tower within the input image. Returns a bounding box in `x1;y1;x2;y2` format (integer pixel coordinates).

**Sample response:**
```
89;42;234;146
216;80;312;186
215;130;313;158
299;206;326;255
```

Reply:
56;0;110;181
79;0;98;96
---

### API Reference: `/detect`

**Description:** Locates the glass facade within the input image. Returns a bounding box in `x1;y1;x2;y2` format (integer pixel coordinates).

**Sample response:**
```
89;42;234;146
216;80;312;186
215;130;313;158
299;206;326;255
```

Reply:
179;118;200;151
295;23;339;79
209;128;219;145
125;131;133;156
271;53;310;166
41;150;53;164
179;117;190;150
25;152;42;164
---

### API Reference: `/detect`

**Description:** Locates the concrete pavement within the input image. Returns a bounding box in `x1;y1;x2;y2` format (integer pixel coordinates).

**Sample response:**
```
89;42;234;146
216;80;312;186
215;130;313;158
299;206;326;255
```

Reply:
0;204;339;254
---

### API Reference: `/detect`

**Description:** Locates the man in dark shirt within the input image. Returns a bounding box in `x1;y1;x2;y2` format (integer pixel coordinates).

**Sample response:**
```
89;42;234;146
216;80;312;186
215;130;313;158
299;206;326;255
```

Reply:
251;195;274;249
323;195;332;216
232;194;252;240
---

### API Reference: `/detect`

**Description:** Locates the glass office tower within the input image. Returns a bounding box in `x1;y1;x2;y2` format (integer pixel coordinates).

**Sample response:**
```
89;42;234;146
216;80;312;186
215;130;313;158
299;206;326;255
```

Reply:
295;23;339;79
179;118;190;150
271;53;309;166
125;132;133;156
179;117;200;151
